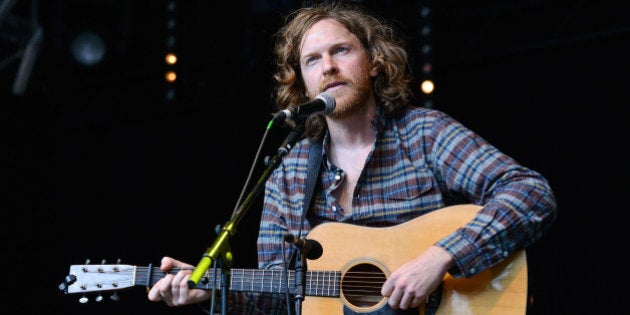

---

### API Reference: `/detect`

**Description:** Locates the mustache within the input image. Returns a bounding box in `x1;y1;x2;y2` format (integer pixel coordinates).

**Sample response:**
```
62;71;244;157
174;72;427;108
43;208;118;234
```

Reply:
320;76;350;92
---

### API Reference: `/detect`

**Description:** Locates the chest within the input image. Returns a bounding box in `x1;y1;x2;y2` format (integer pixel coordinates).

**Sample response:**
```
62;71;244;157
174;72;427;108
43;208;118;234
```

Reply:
313;148;441;224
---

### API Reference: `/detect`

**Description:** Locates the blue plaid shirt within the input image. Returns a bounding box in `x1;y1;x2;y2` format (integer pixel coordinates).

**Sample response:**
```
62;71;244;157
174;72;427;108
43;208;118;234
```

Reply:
230;106;557;314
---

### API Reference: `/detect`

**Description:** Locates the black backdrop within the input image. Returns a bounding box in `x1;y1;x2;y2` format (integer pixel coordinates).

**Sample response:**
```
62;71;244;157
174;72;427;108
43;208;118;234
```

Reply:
3;1;627;314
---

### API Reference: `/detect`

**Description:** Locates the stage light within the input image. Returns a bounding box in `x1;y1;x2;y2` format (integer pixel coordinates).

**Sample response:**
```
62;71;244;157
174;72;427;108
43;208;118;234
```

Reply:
70;30;106;67
165;53;177;65
165;70;176;83
163;0;178;103
421;79;434;95
417;1;434;108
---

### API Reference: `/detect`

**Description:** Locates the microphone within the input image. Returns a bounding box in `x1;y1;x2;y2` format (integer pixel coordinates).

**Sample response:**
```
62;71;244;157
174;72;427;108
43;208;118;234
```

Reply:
284;234;323;260
273;92;336;123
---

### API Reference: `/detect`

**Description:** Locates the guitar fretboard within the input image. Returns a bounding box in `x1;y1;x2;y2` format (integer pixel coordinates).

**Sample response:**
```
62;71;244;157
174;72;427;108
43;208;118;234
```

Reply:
229;269;341;297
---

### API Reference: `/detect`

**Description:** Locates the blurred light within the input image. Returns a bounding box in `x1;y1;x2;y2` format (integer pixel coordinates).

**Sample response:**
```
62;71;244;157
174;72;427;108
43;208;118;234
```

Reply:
420;6;431;18
421;26;431;37
165;88;175;101
166;35;176;48
164;0;177;103
165;53;177;65
165;70;177;83
421;44;431;55
420;79;434;94
167;19;176;30
422;62;432;74
167;0;176;12
70;30;106;66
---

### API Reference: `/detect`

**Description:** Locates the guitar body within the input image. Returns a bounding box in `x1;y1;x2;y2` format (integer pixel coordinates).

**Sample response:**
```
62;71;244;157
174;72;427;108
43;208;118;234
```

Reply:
302;204;528;315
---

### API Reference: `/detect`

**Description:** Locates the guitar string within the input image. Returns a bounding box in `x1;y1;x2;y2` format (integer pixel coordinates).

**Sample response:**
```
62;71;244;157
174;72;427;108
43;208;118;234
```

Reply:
76;267;386;293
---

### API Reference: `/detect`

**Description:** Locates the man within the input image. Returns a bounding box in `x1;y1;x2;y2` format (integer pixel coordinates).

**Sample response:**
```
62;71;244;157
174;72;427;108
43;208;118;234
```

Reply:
148;2;557;314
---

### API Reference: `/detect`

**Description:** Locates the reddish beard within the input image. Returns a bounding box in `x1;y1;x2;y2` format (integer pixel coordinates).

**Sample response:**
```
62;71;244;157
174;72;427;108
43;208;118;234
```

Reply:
324;73;373;118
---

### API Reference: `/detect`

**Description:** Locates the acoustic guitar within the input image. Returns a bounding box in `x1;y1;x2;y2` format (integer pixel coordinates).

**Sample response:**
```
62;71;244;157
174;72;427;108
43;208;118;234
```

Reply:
59;204;527;314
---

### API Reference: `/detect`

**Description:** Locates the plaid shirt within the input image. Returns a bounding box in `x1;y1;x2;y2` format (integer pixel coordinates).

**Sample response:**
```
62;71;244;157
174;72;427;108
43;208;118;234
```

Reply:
229;107;557;314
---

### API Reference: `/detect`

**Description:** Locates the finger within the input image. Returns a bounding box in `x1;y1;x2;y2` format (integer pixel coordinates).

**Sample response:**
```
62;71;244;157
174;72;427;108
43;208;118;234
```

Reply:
399;293;412;310
410;297;422;308
176;273;193;304
387;289;403;309
381;281;392;297
147;284;162;301
170;269;193;305
399;293;422;310
160;256;175;271
156;274;175;306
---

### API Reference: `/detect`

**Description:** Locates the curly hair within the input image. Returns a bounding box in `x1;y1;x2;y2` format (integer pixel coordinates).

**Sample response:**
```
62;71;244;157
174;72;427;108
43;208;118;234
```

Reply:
272;1;414;140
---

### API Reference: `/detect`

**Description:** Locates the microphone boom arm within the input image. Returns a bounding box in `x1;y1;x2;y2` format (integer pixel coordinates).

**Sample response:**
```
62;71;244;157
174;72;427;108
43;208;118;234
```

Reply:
187;120;306;288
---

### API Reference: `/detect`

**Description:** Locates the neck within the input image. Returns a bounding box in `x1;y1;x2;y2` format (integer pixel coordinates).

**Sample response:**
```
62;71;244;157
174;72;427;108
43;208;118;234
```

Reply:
326;102;376;149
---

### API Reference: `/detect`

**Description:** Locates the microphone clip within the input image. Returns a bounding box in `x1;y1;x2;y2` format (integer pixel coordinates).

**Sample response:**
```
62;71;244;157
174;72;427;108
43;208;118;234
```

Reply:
284;234;323;260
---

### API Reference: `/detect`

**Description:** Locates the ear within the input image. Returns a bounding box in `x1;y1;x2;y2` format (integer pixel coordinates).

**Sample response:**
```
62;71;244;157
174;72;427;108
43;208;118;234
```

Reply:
370;65;378;77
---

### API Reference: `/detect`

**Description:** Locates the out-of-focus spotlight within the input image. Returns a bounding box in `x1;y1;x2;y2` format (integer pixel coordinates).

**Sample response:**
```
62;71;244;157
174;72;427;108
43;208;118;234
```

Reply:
165;53;177;65
165;70;177;83
421;79;434;94
70;30;106;66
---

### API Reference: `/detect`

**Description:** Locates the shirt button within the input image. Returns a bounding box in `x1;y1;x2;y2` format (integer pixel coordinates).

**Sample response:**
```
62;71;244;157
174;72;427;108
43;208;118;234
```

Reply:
469;268;476;274
503;251;509;257
332;205;337;212
334;174;341;181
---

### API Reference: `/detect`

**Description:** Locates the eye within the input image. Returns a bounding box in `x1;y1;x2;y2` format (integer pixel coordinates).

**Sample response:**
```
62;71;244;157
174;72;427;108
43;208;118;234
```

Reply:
334;46;349;54
303;55;319;66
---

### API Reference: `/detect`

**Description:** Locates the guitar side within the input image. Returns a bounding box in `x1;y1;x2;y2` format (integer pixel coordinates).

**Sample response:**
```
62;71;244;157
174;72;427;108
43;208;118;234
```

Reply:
302;204;528;315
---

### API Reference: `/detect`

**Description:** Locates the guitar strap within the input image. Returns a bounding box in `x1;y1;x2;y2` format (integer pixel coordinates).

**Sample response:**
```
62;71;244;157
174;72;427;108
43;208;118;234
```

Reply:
297;139;322;239
285;138;322;274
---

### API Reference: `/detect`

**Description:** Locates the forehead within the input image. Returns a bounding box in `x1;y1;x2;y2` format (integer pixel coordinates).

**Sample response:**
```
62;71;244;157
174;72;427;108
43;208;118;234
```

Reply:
300;18;357;53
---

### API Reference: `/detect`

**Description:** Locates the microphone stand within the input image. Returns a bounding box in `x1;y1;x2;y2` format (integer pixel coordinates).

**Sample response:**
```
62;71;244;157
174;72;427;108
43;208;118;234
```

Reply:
187;119;307;314
293;249;307;315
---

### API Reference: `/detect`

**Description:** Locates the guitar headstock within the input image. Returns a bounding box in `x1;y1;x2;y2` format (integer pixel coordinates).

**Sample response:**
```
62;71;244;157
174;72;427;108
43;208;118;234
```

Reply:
62;264;137;295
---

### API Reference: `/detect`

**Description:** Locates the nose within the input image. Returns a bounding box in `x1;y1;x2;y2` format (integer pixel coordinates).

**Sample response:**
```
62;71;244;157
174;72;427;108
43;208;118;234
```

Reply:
321;54;337;75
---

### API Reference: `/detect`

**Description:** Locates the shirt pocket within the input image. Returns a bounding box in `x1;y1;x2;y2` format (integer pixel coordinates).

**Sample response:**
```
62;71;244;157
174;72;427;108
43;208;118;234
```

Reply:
382;165;435;201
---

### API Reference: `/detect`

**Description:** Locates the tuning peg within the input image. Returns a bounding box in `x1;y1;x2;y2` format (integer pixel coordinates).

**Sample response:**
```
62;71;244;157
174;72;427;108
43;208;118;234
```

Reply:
95;294;104;302
112;258;122;272
110;292;120;302
97;259;108;272
58;274;77;293
79;295;88;304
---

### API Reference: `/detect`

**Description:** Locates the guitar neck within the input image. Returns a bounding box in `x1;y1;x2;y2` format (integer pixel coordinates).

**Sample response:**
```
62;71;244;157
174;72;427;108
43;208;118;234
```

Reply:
65;264;341;298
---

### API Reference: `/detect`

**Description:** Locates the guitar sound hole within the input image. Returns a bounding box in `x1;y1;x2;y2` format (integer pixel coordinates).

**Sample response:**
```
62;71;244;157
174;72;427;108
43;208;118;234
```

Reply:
341;263;386;308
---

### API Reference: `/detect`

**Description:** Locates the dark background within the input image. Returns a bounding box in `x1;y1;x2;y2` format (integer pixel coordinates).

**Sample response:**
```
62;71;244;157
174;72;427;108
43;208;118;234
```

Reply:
2;0;626;314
